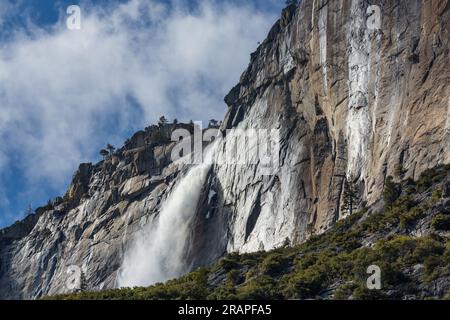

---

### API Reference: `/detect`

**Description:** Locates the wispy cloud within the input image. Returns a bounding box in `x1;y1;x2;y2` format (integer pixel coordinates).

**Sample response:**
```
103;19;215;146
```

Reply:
0;0;278;226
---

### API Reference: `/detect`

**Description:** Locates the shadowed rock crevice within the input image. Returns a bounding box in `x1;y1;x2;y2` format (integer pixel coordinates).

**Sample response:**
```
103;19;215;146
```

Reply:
245;191;262;242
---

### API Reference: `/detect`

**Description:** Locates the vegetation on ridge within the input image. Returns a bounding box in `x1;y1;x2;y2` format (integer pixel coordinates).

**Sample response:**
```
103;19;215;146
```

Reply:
46;164;450;300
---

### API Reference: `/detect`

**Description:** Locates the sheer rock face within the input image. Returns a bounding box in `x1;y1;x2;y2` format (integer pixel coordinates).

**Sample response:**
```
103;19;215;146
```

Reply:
188;0;448;259
0;0;449;299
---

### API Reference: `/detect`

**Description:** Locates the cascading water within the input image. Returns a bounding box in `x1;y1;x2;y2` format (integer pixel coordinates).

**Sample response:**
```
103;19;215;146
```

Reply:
117;142;218;287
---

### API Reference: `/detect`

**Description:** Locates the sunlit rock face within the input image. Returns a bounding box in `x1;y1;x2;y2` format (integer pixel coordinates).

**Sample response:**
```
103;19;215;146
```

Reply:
189;0;448;259
0;0;449;299
0;124;191;299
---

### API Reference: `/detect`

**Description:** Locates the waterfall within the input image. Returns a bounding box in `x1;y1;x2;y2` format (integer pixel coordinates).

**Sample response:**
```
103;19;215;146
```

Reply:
117;142;218;287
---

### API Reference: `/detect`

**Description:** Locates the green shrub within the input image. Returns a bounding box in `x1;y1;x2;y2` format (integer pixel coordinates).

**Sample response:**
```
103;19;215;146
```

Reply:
227;269;243;285
383;176;401;209
352;285;387;300
423;255;442;282
333;283;357;300
207;284;236;300
417;166;447;192
431;214;450;231
410;236;445;262
47;164;450;301
394;164;405;178
260;252;291;276
399;207;425;230
444;241;450;265
431;188;443;201
235;275;279;300
280;268;327;299
219;254;240;271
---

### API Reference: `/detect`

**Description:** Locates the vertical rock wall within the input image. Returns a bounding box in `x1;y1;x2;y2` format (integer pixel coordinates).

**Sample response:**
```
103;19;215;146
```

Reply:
187;0;449;259
0;0;448;299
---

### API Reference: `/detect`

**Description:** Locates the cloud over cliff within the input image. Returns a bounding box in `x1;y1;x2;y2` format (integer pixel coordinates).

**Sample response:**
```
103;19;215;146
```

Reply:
0;0;278;226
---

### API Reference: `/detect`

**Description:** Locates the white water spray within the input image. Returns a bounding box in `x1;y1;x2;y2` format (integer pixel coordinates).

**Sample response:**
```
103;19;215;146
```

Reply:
117;143;218;287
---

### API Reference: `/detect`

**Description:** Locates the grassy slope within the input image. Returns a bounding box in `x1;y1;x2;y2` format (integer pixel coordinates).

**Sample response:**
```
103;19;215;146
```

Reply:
48;165;450;300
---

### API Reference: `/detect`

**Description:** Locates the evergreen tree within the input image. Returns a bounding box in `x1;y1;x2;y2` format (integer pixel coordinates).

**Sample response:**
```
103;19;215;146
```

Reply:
341;177;356;215
383;176;401;209
79;271;87;292
158;116;168;126
208;119;219;128
106;143;115;155
99;149;109;160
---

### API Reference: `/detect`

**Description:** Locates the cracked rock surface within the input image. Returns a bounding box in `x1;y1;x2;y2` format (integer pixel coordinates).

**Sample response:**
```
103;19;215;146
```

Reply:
0;0;449;299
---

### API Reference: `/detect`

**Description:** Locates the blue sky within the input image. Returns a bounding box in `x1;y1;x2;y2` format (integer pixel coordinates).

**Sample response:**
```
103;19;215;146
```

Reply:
0;0;284;227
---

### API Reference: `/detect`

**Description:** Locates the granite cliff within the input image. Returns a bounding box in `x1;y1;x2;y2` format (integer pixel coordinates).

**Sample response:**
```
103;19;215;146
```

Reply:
0;0;449;299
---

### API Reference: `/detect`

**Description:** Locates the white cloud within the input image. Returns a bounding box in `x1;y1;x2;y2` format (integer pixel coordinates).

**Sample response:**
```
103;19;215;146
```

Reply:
0;0;277;220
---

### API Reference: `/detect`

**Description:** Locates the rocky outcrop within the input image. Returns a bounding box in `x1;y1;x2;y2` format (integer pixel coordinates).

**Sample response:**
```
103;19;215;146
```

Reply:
48;165;450;300
0;0;449;299
187;0;449;261
0;123;192;299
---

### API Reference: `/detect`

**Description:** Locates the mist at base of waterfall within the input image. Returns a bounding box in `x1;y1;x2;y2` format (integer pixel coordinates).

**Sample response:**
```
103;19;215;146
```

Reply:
117;143;218;288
